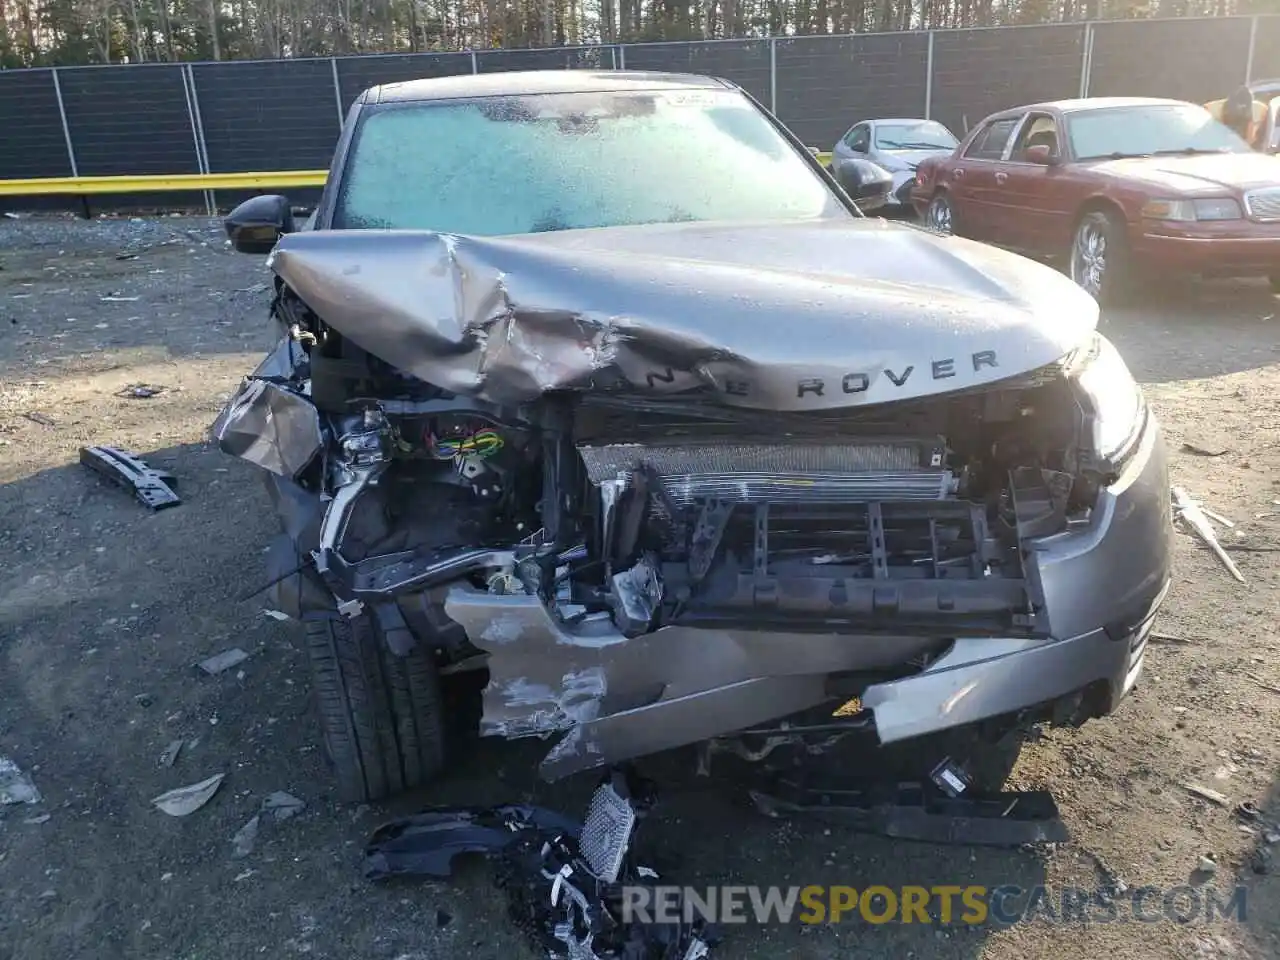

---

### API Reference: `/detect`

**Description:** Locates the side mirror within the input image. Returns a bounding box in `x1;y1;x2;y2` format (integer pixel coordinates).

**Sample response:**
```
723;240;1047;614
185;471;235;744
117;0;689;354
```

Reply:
843;158;894;212
225;194;294;255
807;145;821;157
1024;144;1056;166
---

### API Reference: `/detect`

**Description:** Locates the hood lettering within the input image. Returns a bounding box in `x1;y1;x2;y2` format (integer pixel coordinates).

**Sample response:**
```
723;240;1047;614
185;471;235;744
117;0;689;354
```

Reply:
789;350;1000;400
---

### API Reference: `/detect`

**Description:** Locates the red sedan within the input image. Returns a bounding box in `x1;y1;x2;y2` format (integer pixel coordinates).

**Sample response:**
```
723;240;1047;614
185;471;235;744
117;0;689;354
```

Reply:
910;97;1280;303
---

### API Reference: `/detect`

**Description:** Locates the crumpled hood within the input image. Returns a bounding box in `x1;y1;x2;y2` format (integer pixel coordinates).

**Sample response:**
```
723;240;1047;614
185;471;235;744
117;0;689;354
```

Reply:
268;217;1097;412
1093;152;1280;194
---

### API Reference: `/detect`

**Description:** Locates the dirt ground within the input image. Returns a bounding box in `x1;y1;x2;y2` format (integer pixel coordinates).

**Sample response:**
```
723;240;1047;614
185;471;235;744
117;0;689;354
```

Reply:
3;215;1280;960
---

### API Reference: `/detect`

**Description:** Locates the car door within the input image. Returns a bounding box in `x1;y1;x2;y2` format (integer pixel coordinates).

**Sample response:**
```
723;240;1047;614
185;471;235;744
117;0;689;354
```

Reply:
990;111;1072;252
944;116;1021;240
831;123;872;194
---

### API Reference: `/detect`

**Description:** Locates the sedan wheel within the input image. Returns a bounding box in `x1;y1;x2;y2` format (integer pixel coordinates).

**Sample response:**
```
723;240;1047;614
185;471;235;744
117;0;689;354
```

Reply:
1070;220;1108;299
926;194;953;235
1069;209;1129;304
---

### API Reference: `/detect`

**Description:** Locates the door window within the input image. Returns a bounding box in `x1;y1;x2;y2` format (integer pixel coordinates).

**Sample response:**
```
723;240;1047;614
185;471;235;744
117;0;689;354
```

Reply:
1009;113;1061;161
847;125;871;152
963;118;1020;160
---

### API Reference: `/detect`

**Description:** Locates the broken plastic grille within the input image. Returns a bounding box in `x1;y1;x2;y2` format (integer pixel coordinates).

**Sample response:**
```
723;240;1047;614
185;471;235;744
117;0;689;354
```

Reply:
1245;187;1280;222
579;781;636;883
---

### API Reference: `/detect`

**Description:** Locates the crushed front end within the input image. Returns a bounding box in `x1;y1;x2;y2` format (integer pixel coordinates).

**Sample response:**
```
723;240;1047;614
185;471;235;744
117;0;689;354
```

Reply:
214;270;1172;782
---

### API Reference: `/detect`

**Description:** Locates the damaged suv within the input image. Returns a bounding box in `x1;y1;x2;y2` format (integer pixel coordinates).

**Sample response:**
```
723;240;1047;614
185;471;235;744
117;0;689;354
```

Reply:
214;70;1173;803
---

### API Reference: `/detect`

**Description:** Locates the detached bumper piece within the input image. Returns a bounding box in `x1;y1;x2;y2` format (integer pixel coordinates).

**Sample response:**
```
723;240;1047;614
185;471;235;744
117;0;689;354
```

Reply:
748;778;1068;848
79;446;180;511
363;768;717;960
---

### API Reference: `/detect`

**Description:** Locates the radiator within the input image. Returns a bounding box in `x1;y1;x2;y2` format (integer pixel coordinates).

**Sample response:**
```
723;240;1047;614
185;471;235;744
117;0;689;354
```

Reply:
576;439;955;504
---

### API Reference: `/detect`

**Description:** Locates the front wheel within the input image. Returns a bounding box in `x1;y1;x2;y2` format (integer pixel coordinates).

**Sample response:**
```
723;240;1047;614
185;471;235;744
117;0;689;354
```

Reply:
305;613;447;802
1069;209;1131;305
925;192;954;235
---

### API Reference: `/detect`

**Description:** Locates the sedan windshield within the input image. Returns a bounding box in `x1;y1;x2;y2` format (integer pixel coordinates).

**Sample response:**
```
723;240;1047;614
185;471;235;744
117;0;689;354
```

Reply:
333;88;849;235
873;120;957;150
1067;104;1252;160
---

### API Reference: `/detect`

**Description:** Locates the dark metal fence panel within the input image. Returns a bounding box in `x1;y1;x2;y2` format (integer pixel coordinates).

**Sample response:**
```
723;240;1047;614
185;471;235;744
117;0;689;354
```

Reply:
931;25;1086;136
0;70;71;179
336;52;472;109
1087;17;1252;102
477;44;613;72
193;59;340;173
1248;14;1280;81
619;40;772;108
58;63;198;175
774;33;929;148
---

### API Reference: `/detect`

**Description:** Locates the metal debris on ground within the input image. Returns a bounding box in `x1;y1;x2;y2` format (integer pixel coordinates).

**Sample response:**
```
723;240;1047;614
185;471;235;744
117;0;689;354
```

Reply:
79;445;181;511
1149;631;1198;645
22;412;55;427
116;384;166;399
747;777;1068;847
158;740;184;768
1183;783;1232;807
100;295;140;302
0;756;42;805
1172;486;1246;583
23;814;51;825
151;773;225;817
364;767;717;960
197;647;250;675
1181;442;1230;457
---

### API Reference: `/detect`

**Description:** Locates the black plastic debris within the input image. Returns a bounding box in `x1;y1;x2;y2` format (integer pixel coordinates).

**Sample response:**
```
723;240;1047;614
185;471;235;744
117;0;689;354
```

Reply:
116;384;166;399
748;777;1069;847
364;767;717;959
79;446;180;510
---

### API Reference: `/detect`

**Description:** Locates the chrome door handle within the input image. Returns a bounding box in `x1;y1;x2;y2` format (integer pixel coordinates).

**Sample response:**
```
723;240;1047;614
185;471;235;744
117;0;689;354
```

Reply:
995;172;1008;184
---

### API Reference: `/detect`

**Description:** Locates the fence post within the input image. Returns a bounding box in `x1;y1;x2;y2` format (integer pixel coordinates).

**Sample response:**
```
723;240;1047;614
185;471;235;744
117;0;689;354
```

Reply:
182;64;215;217
1247;15;1259;83
1079;22;1094;98
924;31;934;120
50;68;79;179
618;45;627;69
769;38;778;114
330;58;345;126
471;50;479;73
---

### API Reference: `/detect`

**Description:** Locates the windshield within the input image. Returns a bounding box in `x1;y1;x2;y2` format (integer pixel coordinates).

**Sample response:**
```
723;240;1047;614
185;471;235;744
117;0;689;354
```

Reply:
333;89;848;235
1067;104;1252;160
873;120;957;150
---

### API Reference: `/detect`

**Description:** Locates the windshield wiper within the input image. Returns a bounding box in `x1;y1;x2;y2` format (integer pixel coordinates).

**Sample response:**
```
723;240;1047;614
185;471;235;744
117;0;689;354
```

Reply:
1150;147;1230;156
895;141;953;150
1078;151;1152;160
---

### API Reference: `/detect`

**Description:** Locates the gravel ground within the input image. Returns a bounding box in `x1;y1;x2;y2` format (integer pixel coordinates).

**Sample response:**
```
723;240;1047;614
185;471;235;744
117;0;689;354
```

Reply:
2;214;1280;960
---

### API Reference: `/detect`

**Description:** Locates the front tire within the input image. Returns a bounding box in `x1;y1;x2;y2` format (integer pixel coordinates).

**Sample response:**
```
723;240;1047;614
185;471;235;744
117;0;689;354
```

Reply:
925;192;954;236
305;613;446;803
1070;209;1130;305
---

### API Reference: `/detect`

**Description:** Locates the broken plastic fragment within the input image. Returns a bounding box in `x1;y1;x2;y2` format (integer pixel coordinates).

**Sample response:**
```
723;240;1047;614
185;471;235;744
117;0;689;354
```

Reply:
231;815;261;859
262;791;305;822
159;740;184;768
152;773;225;816
198;648;250;675
0;756;42;805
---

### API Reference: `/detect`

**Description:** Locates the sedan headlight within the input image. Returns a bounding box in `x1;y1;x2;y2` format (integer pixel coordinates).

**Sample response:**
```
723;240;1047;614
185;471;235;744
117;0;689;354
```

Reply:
1069;333;1147;466
1140;197;1242;222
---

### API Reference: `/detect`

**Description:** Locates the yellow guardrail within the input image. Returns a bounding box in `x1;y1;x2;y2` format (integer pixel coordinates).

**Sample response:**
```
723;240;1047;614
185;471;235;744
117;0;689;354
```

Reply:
0;154;834;199
0;170;329;197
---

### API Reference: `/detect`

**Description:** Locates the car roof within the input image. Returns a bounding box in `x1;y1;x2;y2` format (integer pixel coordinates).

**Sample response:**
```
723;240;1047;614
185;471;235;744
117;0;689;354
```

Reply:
868;117;938;125
983;96;1193;121
364;70;733;104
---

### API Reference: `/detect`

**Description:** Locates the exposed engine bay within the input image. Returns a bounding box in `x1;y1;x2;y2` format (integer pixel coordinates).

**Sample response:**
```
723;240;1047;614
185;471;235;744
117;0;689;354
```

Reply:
220;281;1114;641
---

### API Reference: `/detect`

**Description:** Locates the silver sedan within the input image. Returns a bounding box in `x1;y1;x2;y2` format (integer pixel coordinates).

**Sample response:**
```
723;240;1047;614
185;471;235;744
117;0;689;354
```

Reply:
830;117;959;211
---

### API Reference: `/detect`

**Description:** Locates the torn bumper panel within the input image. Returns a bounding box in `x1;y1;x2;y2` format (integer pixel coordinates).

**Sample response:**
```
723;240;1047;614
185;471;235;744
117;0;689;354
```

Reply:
456;413;1171;781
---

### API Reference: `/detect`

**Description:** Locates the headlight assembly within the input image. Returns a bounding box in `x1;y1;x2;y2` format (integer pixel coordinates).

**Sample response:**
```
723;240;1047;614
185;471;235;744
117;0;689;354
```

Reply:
1140;197;1242;222
1069;333;1147;467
